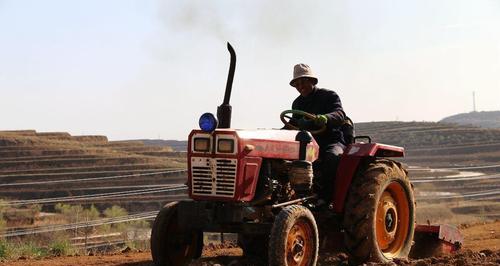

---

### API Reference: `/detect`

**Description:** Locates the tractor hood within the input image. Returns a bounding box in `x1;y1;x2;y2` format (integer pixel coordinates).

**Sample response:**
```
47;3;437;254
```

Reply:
188;128;319;162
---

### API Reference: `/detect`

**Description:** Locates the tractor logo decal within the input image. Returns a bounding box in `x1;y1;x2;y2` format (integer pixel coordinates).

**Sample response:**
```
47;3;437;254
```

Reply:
254;143;298;154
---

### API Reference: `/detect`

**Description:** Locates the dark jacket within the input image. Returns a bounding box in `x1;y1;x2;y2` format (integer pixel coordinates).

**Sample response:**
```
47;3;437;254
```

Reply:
292;87;346;147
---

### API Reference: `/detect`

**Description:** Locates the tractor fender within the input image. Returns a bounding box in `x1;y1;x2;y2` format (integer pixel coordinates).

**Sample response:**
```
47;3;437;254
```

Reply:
343;143;404;157
331;143;405;214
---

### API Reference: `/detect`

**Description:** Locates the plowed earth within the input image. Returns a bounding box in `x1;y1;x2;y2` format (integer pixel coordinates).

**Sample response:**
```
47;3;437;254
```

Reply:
2;220;498;266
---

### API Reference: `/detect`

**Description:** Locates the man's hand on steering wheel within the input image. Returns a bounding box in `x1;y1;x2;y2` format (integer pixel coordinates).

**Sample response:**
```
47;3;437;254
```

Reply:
280;110;328;135
297;115;327;129
313;114;328;127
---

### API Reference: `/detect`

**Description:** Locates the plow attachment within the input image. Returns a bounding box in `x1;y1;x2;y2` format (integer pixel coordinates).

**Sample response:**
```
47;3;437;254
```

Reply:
410;224;463;259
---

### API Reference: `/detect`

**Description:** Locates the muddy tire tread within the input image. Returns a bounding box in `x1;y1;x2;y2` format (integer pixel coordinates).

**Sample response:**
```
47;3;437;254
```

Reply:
151;201;178;266
151;202;202;266
343;159;415;264
269;205;319;266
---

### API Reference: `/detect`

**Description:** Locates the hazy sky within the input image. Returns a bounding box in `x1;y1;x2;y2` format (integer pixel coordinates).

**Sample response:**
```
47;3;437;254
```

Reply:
1;0;499;140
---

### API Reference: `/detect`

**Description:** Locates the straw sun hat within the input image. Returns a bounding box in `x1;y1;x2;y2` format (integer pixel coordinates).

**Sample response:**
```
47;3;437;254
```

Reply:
290;63;318;86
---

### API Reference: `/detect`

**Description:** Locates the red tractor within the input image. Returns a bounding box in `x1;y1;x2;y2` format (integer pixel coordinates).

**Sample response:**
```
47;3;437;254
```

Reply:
151;43;462;266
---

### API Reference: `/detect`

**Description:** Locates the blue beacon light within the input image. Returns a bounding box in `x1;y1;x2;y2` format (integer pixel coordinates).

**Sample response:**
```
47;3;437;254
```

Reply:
199;113;218;132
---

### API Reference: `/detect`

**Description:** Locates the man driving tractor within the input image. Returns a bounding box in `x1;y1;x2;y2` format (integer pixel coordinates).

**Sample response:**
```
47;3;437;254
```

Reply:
150;45;461;266
286;63;349;205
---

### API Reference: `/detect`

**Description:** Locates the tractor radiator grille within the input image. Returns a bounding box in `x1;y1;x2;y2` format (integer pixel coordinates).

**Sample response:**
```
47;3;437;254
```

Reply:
190;157;237;198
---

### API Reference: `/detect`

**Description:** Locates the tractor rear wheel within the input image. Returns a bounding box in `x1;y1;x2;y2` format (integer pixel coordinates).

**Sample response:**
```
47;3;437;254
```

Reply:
151;202;203;266
343;159;415;264
269;205;319;266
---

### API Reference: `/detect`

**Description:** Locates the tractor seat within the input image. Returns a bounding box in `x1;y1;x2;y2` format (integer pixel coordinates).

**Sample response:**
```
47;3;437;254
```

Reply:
341;116;355;145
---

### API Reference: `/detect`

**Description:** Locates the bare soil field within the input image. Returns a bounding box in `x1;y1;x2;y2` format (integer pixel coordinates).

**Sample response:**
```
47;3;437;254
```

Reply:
2;220;498;266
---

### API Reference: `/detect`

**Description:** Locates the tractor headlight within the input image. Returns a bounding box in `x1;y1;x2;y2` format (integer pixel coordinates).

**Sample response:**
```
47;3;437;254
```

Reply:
193;137;211;152
199;113;218;133
217;139;235;153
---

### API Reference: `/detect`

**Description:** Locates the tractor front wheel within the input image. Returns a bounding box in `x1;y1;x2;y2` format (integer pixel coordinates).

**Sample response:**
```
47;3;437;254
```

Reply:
343;159;415;264
269;205;319;266
151;202;203;266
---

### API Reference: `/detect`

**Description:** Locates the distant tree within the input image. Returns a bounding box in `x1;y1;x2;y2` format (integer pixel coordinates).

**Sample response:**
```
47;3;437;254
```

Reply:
103;205;128;218
55;204;101;236
55;203;84;223
82;205;100;221
103;205;128;232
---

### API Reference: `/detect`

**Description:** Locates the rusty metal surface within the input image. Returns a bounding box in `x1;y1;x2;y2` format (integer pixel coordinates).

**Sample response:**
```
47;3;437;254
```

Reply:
438;224;464;245
415;224;464;245
411;224;463;258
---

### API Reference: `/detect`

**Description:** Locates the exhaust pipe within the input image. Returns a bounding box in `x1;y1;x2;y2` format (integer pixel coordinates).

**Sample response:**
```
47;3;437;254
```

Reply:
217;42;236;129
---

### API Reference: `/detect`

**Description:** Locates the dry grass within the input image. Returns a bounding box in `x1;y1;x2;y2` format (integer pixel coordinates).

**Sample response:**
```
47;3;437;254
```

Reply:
72;135;108;143
416;202;495;225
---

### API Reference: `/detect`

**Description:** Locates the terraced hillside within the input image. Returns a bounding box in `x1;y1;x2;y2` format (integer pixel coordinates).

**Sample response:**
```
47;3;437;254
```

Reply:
0;130;187;215
440;110;500;129
356;121;500;223
356;121;500;168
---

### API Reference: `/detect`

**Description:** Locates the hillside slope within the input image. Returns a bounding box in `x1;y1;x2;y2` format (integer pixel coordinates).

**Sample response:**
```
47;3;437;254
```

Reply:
440;110;500;129
135;139;187;151
0;130;187;213
355;121;500;167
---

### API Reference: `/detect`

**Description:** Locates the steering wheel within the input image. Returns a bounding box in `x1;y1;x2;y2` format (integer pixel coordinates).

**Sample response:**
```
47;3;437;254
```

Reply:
280;109;327;135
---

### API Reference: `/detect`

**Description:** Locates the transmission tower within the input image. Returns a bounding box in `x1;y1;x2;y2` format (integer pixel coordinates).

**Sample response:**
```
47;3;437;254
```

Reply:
472;91;476;112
